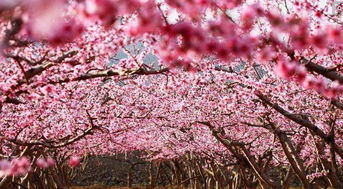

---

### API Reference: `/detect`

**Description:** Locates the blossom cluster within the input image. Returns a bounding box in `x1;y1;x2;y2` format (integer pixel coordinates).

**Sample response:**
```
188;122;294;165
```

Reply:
0;157;30;177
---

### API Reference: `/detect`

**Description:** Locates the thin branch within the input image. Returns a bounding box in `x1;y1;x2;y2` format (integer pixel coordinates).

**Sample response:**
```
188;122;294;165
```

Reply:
48;67;169;84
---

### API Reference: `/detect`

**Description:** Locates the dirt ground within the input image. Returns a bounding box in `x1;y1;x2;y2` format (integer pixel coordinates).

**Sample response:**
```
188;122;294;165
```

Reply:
69;186;184;189
68;186;308;189
68;187;328;189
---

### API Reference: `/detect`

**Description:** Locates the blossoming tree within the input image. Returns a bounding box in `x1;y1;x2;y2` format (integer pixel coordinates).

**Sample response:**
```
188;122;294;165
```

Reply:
0;0;342;188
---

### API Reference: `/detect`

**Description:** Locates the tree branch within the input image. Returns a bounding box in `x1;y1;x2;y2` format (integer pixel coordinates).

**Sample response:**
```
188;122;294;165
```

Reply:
256;92;343;159
300;57;343;83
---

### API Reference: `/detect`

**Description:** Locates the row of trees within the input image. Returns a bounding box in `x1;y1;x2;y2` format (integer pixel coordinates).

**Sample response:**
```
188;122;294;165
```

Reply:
0;0;342;188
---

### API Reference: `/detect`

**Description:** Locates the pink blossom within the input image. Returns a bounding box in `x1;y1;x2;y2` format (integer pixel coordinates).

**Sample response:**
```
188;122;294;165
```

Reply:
84;0;118;27
275;60;297;80
0;159;11;177
23;0;84;45
0;0;21;10
310;33;328;50
257;47;274;63
40;85;54;96
46;157;56;167
323;88;339;99
302;77;325;92
68;156;81;168
36;158;49;169
10;157;31;176
327;26;343;44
